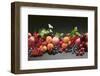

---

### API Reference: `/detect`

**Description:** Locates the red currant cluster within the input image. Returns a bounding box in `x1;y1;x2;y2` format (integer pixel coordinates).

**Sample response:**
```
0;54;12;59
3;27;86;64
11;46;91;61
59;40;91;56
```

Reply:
75;33;88;56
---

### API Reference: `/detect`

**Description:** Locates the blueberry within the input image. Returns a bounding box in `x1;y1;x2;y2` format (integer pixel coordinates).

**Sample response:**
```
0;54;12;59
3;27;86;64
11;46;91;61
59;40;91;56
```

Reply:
48;52;52;55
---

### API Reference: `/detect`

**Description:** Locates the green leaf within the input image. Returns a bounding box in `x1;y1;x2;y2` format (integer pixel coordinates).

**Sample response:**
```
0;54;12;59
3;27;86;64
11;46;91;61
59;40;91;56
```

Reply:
39;28;50;38
74;27;78;32
55;32;64;38
70;26;80;37
76;32;81;36
60;33;64;37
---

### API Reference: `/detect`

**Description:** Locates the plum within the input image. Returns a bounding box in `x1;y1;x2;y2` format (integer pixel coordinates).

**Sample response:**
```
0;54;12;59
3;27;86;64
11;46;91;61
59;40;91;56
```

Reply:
47;43;54;50
63;36;70;43
46;36;53;43
52;36;59;44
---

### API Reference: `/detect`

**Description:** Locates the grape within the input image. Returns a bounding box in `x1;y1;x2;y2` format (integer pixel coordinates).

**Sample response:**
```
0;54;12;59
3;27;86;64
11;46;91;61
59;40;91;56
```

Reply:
81;33;88;42
28;36;35;49
79;44;83;48
52;50;57;55
28;31;88;57
31;48;43;57
52;46;59;55
28;33;32;38
33;32;39;37
75;47;85;56
64;48;68;53
59;48;64;53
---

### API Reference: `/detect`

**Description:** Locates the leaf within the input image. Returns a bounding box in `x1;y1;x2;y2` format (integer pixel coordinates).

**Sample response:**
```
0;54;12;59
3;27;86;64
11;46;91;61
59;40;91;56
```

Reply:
74;27;78;32
60;33;64;37
70;26;80;37
55;32;60;38
55;32;64;38
39;28;50;38
49;29;53;33
70;30;75;36
76;32;81;36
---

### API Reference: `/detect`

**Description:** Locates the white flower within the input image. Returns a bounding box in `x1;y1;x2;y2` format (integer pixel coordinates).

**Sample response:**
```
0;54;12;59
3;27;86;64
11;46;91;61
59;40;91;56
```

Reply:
48;24;53;29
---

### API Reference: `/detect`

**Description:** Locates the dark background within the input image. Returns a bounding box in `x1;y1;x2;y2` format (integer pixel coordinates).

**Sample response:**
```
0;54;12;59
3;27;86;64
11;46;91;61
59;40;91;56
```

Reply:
28;15;88;34
28;15;88;60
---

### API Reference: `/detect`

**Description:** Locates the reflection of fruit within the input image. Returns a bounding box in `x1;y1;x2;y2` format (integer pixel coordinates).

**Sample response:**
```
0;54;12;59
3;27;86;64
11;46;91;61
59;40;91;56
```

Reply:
52;36;59;44
61;43;68;49
46;36;52;43
63;36;70;43
47;43;54;50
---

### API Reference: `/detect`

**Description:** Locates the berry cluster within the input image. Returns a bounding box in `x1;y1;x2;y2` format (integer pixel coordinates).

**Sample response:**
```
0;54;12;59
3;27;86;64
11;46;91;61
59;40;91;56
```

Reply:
28;32;88;57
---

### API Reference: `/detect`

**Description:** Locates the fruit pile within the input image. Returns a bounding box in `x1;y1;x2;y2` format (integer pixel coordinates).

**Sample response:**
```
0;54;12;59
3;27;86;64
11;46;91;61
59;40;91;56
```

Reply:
28;25;88;57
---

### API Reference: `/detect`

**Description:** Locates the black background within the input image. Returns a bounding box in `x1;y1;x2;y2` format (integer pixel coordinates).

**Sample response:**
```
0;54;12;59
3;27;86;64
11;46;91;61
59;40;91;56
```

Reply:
28;15;88;34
